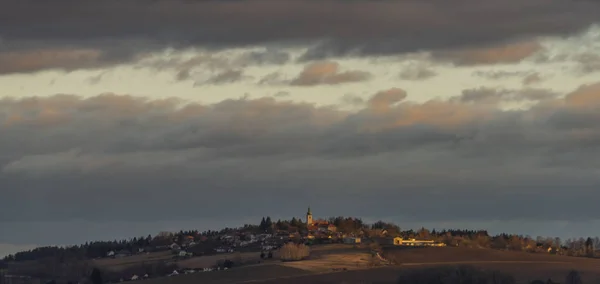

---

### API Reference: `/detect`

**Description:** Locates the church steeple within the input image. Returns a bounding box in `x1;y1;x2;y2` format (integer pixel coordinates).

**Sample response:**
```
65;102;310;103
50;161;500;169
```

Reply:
306;206;313;225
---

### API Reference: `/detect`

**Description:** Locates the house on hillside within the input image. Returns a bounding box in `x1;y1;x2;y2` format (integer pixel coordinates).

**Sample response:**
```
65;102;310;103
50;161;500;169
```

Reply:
319;223;337;232
393;238;446;247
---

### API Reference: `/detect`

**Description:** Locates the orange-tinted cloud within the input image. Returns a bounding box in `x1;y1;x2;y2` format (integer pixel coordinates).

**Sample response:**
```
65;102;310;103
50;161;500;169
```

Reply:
368;88;407;111
290;61;371;86
564;82;600;107
433;41;543;66
0;48;104;74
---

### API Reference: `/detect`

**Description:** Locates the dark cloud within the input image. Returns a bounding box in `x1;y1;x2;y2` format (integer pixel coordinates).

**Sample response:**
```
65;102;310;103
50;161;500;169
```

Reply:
234;49;290;66
398;64;437;80
258;72;286;85
0;48;115;75
340;94;365;106
141;50;289;82
197;69;245;85
3;84;600;246
472;70;532;80
455;87;559;104
431;41;544;66
273;91;291;97
532;27;600;74
522;72;543;86
573;53;600;73
1;0;599;72
290;61;371;86
472;70;545;86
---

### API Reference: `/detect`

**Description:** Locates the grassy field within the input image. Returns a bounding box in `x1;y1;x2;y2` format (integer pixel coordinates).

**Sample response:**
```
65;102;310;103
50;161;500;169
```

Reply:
92;251;174;271
110;245;600;283
92;250;274;272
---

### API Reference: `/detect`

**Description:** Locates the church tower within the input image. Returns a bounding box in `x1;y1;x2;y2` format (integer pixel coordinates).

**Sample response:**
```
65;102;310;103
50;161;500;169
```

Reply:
306;207;313;226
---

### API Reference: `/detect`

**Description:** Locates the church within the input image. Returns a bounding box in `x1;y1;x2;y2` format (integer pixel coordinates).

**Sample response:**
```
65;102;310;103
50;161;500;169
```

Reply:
306;207;337;232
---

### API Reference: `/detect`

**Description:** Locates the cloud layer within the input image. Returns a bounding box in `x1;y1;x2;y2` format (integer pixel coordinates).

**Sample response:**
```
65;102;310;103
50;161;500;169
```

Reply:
2;0;600;73
2;83;600;240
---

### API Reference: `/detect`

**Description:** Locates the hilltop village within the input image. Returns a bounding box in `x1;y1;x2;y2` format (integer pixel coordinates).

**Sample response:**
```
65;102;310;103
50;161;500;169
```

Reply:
5;208;598;284
98;207;446;260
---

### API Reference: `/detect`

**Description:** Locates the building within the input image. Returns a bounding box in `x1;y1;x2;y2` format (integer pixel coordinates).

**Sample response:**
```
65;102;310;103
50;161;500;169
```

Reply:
306;207;313;226
393;238;446;247
305;207;337;233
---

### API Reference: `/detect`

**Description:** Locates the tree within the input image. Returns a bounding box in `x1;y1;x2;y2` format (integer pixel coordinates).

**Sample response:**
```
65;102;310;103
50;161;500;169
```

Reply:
585;237;594;257
90;268;103;284
492;236;508;250
260;217;266;229
417;227;430;239
265;217;273;231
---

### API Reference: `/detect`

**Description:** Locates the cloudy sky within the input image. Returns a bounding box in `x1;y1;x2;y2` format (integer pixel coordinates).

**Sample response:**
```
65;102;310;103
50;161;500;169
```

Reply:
2;0;600;257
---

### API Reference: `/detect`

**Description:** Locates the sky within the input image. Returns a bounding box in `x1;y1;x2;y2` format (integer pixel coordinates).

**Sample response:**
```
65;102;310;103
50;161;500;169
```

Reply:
2;0;600;257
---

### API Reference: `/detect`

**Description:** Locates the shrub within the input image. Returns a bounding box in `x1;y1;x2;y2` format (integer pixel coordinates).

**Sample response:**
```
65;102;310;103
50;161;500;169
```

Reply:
397;265;516;284
279;243;310;261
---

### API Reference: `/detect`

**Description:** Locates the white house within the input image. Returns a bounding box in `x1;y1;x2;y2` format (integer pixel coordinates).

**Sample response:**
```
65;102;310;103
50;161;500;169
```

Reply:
106;251;115;257
130;275;139;281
